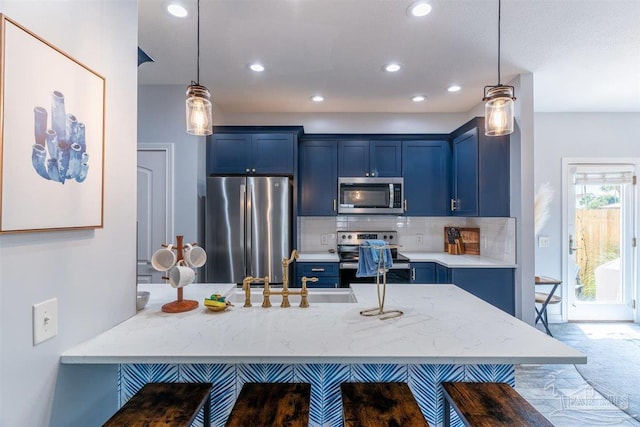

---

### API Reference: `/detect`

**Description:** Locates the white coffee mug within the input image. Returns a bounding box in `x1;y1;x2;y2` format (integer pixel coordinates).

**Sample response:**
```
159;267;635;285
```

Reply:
150;244;176;271
168;260;195;288
183;244;207;268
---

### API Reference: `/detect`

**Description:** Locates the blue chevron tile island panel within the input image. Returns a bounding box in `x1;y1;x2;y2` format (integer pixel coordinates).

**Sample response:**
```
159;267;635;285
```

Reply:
119;363;178;406
119;362;515;427
350;363;408;383
408;364;464;427
295;364;350;427
180;364;235;427
465;364;515;386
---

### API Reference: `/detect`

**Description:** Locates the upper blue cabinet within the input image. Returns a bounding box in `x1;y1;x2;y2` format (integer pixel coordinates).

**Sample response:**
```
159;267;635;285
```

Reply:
299;140;338;216
208;132;294;175
402;140;450;216
338;140;401;177
450;118;510;217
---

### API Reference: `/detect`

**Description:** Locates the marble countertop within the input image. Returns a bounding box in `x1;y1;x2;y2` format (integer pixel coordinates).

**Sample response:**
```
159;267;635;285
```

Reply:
60;282;584;365
400;252;517;268
297;252;340;262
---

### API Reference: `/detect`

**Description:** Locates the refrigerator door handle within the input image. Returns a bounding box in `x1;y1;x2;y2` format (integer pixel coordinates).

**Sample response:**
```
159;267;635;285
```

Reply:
245;181;252;275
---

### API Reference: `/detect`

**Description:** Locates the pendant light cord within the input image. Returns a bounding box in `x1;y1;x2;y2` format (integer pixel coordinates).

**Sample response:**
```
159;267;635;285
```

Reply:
196;0;201;84
497;0;501;85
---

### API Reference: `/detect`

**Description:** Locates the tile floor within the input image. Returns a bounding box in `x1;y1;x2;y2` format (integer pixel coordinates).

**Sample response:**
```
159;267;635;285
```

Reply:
515;324;640;426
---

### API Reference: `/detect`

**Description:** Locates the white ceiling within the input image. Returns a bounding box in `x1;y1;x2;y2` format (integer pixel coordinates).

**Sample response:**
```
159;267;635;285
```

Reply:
138;0;640;114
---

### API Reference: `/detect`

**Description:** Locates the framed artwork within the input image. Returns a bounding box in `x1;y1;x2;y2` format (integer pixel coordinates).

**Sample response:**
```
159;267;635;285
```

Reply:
0;14;105;233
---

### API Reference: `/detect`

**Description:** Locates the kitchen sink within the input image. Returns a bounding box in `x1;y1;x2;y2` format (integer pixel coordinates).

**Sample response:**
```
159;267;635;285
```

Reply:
226;287;357;304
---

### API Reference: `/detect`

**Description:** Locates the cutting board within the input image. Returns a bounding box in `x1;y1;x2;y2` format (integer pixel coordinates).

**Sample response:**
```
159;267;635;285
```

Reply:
443;227;480;255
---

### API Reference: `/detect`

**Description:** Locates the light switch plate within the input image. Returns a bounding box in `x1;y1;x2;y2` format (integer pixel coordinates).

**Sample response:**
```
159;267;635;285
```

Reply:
33;298;58;345
539;235;550;248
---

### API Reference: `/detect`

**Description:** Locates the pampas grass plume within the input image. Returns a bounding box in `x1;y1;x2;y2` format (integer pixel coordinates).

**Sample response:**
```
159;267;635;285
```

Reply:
534;182;554;235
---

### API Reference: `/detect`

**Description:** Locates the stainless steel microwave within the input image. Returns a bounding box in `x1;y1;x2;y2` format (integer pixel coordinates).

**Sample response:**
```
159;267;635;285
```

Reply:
338;177;404;214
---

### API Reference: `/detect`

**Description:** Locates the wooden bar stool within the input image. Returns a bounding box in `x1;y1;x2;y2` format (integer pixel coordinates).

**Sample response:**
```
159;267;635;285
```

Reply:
225;382;311;427
103;382;212;427
441;382;553;426
340;382;429;427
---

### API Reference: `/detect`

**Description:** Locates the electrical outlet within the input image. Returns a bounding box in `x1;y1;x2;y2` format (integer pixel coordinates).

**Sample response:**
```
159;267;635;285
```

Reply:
321;234;329;245
539;235;550;248
416;234;424;245
33;298;58;345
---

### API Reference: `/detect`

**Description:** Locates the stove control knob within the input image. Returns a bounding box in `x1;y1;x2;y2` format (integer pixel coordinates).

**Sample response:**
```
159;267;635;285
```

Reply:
382;235;388;240
341;234;346;240
348;235;352;240
389;235;394;240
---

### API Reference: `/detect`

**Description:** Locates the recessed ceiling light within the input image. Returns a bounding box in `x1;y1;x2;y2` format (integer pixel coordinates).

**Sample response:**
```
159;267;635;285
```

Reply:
408;2;432;17
447;85;462;92
311;95;324;102
411;95;426;102
167;3;188;18
384;63;402;73
249;63;265;72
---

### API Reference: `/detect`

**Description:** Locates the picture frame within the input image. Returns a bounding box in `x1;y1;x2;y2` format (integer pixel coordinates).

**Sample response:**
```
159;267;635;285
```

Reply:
0;14;105;233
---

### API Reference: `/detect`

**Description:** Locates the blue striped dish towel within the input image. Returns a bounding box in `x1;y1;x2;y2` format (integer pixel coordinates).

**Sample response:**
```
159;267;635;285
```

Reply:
356;239;393;277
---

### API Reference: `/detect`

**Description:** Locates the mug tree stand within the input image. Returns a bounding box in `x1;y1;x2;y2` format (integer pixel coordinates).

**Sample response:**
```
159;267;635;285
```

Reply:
161;235;199;313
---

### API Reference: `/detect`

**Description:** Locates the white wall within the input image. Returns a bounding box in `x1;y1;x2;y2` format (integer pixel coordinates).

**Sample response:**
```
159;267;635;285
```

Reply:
534;112;640;321
0;2;138;426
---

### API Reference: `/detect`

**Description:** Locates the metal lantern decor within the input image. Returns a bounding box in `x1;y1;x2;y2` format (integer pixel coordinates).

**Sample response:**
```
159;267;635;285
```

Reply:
483;0;516;137
185;0;212;136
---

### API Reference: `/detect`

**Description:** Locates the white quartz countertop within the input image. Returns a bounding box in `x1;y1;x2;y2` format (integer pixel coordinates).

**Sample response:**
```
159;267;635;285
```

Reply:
297;252;340;262
400;252;517;268
60;282;583;365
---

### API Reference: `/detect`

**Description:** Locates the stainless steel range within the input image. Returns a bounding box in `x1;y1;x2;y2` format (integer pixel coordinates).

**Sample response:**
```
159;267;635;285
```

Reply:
337;231;410;287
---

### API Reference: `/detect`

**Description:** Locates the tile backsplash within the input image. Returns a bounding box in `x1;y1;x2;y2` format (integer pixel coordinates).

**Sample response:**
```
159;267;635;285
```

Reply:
298;215;516;264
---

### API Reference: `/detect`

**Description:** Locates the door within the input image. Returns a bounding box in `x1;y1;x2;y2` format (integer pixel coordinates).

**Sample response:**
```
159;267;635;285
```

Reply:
205;176;246;283
402;140;450;216
137;146;174;283
247;177;291;283
565;162;636;321
298;140;338;216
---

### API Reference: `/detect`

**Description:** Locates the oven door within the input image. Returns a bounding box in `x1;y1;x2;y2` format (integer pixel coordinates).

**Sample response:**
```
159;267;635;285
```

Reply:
339;263;411;287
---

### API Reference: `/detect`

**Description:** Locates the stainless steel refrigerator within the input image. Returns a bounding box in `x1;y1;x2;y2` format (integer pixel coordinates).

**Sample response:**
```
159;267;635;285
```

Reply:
205;176;291;284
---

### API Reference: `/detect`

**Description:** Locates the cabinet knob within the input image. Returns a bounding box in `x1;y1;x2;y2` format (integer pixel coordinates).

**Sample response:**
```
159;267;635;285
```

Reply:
365;173;369;177
252;168;256;173
370;172;375;177
246;168;250;173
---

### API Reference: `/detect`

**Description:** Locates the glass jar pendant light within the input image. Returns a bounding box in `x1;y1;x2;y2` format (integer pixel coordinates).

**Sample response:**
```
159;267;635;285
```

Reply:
186;0;212;136
483;0;515;137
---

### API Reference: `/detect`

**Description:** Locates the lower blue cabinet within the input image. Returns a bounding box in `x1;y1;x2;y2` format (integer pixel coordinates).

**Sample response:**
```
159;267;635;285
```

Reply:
294;262;339;288
449;268;515;315
410;262;436;283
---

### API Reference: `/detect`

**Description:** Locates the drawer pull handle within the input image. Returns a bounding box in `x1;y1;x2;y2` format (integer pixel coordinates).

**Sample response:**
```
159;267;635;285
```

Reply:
311;268;325;272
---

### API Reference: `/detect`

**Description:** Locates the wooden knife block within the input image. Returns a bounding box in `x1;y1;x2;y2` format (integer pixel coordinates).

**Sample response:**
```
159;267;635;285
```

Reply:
444;227;481;255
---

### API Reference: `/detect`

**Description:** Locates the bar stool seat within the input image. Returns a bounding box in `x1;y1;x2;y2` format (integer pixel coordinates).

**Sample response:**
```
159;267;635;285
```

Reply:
225;382;311;427
340;382;429;427
103;382;212;427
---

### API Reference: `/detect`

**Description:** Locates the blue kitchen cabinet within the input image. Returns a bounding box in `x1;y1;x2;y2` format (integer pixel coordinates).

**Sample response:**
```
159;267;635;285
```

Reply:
338;140;401;177
449;268;515;315
402;140;450;216
294;262;339;288
451;128;479;216
208;133;294;175
450;118;510;217
410;262;436;283
298;140;338;215
435;263;449;283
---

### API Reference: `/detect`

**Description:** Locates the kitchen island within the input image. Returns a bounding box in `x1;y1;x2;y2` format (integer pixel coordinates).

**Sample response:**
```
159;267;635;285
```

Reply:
62;283;584;426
